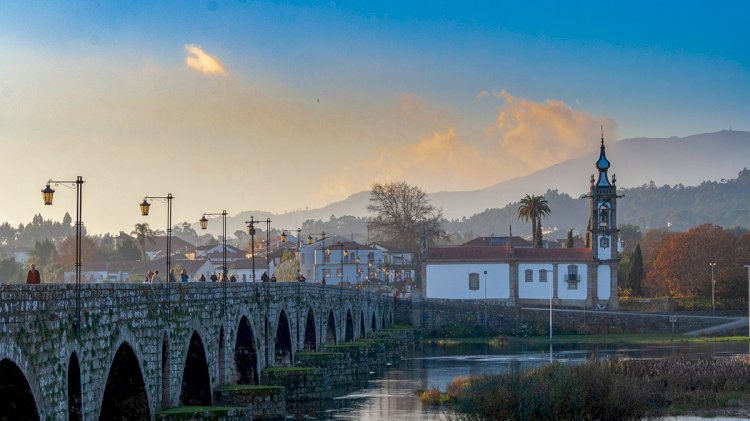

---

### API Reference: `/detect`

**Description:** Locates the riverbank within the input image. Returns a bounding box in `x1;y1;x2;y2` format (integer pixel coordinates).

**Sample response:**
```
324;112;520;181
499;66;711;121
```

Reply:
423;333;749;347
422;357;750;420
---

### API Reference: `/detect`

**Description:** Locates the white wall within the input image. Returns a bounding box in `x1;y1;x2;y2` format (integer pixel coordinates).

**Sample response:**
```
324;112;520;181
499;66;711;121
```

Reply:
597;235;612;260
426;263;510;299
597;264;611;300
518;263;554;299
556;263;588;300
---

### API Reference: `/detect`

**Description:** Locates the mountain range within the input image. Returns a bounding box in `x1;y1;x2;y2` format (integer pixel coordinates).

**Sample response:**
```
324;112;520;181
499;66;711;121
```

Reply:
212;130;750;236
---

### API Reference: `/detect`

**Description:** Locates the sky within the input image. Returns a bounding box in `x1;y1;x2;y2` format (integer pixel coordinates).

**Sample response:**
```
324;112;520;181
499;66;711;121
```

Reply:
1;1;748;234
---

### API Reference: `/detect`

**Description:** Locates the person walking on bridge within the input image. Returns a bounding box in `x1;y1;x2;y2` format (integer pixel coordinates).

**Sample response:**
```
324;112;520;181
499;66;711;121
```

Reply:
26;264;41;284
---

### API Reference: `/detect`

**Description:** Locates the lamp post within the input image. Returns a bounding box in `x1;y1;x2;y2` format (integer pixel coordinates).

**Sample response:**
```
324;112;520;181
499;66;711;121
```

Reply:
744;265;750;344
307;232;327;282
355;247;361;286
326;242;347;283
710;262;717;314
245;217;259;282
201;210;228;316
199;211;228;281
42;176;84;332
140;194;174;320
549;266;553;362
263;218;272;268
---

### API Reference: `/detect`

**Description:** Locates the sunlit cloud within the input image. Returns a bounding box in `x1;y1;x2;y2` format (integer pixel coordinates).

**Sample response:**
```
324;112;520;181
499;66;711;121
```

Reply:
317;91;616;202
184;44;227;76
491;90;616;171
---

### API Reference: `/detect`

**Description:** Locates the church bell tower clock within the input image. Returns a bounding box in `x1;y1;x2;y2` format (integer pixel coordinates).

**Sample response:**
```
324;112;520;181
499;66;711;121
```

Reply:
586;134;621;308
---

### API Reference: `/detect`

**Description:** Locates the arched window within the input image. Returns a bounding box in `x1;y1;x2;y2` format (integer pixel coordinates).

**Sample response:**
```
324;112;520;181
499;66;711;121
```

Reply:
598;204;609;228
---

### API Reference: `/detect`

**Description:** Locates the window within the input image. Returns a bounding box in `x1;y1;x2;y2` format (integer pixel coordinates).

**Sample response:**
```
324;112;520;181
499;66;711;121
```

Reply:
566;265;580;289
539;269;548;283
336;267;343;278
599;204;609;228
468;273;480;290
323;268;331;278
524;269;533;283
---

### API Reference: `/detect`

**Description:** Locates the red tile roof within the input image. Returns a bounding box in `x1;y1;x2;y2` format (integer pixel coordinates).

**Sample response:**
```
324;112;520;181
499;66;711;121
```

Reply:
461;236;532;247
428;246;591;262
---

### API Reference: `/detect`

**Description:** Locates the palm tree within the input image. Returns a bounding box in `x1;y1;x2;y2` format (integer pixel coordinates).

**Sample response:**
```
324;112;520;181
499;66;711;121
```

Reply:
131;223;156;261
517;194;551;248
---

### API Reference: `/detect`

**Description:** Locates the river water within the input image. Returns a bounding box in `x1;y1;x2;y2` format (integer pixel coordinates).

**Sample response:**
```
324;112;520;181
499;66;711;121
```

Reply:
299;341;750;420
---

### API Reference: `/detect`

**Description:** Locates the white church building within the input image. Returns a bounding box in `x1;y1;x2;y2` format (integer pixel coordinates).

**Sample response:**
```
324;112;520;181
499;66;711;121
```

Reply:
425;138;620;309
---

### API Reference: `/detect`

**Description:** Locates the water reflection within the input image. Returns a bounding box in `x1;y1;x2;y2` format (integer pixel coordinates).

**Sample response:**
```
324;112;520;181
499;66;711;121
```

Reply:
312;341;749;420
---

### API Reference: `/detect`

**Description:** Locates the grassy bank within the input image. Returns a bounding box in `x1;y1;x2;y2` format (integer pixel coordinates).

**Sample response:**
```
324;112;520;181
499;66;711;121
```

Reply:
424;357;750;420
423;333;749;347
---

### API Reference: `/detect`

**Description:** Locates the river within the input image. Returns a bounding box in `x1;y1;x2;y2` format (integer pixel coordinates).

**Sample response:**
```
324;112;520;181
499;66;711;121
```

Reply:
297;341;750;420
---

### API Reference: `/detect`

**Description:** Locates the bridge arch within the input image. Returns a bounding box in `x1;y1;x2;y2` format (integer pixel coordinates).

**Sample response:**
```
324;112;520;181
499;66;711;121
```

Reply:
359;311;366;339
326;309;337;345
274;309;293;366
0;357;40;420
218;326;226;386
161;332;171;409
67;351;82;421
234;315;259;384
303;307;317;351
180;331;212;406
100;342;150;420
345;309;354;342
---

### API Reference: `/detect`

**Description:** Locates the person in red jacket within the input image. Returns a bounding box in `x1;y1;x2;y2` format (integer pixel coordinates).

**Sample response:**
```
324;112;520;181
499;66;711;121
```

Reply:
26;264;41;284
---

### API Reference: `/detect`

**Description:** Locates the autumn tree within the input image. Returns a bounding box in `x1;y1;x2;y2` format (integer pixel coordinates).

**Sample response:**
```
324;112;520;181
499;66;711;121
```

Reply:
55;235;102;282
275;249;300;282
648;224;737;298
367;182;443;254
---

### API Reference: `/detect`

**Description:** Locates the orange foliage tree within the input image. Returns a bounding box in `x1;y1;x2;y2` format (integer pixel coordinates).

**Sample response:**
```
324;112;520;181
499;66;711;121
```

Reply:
647;224;744;298
56;235;102;281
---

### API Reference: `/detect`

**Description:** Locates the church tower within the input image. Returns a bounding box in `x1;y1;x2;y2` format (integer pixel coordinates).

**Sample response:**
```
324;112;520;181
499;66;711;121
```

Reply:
587;134;620;307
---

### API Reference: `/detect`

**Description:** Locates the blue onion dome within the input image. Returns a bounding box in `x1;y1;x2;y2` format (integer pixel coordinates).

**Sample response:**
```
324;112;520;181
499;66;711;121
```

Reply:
596;140;610;170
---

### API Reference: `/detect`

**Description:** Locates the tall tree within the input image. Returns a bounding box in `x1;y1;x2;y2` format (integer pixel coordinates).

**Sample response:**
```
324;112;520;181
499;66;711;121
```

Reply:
275;249;300;282
565;229;574;248
130;223;156;261
367;182;443;253
517;194;551;248
628;243;644;295
29;239;57;268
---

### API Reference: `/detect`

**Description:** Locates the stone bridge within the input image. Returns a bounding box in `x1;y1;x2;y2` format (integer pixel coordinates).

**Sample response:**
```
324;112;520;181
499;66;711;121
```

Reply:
0;283;394;420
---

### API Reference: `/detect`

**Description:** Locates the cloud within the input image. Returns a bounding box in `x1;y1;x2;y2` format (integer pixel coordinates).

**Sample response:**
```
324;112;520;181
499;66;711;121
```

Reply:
317;91;616;202
491;90;616;171
184;44;227;76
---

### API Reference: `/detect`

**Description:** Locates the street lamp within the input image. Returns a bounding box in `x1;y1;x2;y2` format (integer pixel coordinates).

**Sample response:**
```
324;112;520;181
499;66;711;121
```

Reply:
326;242;347;282
280;228;302;250
355;247;361;285
245;216;260;282
42;176;84;332
140;194;174;279
710;262;717;314
201;210;228;316
307;232;328;282
200;211;228;280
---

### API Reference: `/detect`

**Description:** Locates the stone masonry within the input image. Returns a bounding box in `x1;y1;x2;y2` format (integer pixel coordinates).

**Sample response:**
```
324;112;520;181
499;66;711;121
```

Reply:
0;283;393;420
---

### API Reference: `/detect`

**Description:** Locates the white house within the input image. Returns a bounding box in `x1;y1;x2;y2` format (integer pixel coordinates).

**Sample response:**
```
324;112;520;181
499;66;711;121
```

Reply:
425;138;620;309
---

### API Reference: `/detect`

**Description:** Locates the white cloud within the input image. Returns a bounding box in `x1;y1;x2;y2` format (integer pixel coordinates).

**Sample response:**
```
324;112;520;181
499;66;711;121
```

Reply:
184;44;227;76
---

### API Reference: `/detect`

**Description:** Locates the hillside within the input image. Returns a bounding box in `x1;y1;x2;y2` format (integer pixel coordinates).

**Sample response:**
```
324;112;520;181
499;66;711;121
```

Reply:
450;169;750;239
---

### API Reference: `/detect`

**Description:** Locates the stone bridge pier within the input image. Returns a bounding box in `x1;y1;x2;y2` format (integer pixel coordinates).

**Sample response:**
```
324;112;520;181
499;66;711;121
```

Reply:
0;283;394;420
